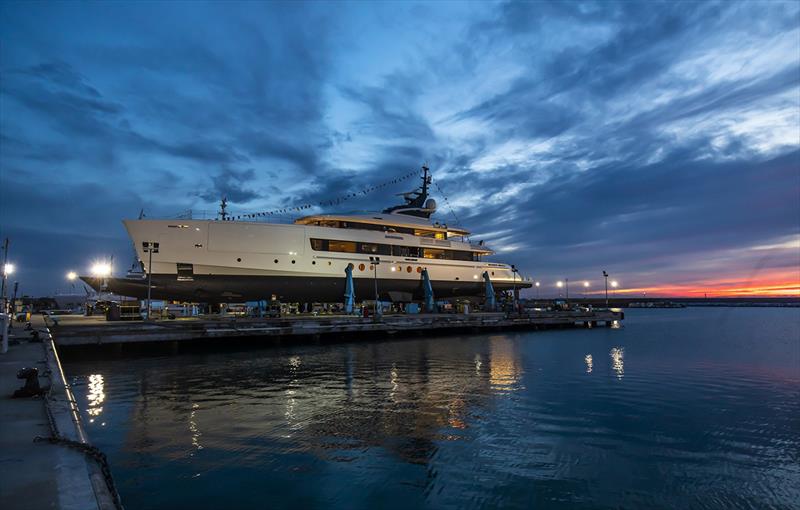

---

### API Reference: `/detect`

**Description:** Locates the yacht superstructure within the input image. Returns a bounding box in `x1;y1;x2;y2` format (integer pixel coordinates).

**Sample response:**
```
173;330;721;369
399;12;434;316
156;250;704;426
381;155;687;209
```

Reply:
82;167;531;302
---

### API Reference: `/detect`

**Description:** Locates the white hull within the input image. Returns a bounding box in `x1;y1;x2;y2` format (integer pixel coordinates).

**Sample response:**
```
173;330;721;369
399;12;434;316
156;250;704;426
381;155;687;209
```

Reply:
91;218;530;302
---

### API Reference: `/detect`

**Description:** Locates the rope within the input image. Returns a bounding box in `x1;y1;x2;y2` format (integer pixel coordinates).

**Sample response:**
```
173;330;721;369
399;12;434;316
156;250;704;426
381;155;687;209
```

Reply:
37;326;125;510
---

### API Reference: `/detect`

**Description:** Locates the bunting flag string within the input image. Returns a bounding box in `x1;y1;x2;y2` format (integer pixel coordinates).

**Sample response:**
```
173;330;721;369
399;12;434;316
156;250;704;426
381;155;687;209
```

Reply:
430;176;462;227
225;169;421;221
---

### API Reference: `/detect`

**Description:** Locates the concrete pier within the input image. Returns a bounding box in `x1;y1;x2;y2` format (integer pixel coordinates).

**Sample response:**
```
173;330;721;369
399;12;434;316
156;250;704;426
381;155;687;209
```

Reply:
49;309;624;348
0;316;119;510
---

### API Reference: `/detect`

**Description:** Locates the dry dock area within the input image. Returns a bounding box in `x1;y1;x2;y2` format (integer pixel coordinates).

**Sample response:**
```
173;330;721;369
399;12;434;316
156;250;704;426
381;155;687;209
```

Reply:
48;309;624;347
0;316;118;510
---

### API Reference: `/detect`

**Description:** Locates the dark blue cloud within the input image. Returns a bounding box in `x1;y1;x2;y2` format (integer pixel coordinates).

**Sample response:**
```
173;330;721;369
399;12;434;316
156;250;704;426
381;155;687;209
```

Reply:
0;0;798;295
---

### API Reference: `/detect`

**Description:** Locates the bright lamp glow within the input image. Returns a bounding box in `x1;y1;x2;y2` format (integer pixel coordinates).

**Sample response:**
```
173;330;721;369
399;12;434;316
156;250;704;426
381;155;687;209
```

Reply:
535;281;540;287
556;281;563;288
90;262;112;277
3;263;14;276
67;271;77;281
583;281;590;288
611;280;619;288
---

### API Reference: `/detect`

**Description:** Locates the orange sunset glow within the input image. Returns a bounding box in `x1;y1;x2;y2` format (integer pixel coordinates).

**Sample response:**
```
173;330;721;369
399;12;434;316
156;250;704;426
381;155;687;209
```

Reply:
603;270;800;298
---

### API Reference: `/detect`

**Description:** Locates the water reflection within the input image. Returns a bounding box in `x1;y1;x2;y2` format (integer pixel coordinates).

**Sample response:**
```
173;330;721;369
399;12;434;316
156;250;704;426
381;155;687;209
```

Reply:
103;334;526;467
610;347;624;379
489;335;522;392
67;309;800;510
389;363;398;402
87;373;105;421
189;403;203;452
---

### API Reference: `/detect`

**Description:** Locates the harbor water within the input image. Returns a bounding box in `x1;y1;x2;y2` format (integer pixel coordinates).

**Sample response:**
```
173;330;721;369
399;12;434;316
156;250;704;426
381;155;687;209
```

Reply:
64;308;800;509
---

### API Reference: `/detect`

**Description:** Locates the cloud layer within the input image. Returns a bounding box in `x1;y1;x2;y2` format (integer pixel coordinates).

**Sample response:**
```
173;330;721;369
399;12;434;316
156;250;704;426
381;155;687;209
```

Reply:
1;0;798;296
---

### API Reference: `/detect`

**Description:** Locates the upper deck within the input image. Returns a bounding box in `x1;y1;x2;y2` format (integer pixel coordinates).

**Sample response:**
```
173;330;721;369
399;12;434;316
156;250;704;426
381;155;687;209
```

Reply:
294;212;470;238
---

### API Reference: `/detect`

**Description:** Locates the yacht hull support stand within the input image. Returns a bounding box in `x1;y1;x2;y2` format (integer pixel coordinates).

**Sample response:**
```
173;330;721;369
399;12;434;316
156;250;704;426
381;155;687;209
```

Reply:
344;264;355;314
421;268;435;313
482;271;496;312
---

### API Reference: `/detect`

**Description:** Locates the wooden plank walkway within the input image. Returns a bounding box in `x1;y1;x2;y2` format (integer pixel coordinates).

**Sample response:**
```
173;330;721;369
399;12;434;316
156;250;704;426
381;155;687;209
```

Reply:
49;310;624;347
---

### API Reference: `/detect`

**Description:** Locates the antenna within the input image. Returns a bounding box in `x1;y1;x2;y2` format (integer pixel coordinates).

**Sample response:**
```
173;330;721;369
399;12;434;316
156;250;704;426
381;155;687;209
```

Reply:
421;163;430;196
218;197;228;221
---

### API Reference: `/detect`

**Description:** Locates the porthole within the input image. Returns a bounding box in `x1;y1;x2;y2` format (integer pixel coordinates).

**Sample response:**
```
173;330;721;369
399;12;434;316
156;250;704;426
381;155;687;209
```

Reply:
416;267;422;273
237;258;242;262
455;277;460;280
312;261;316;265
291;260;296;264
397;266;402;272
359;263;366;271
369;265;374;270
274;259;279;264
406;266;412;273
492;271;495;276
328;261;332;266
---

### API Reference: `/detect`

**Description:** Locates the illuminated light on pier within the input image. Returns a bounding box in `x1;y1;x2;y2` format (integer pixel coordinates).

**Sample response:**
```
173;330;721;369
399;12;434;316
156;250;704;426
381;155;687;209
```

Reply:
90;261;112;277
3;263;14;276
66;271;77;281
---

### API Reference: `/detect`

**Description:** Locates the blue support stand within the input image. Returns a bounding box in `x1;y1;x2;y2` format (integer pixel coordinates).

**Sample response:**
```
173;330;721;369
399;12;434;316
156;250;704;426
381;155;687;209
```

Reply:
421;268;435;313
344;264;355;314
482;271;496;311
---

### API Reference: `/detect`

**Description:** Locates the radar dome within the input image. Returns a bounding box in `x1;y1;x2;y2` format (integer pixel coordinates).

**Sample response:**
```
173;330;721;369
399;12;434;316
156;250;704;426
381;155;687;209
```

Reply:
425;199;437;211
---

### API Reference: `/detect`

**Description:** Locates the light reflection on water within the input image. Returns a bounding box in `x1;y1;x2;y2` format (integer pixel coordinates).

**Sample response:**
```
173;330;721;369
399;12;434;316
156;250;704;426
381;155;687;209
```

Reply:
86;373;104;421
610;346;624;379
66;308;800;510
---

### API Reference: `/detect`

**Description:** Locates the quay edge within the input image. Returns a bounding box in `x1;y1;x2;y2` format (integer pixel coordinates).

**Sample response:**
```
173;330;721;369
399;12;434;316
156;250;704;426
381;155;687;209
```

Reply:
49;310;624;348
0;315;120;510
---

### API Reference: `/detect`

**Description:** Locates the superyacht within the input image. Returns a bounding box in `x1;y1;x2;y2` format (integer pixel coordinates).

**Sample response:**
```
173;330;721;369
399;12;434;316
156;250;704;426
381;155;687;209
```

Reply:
82;167;531;302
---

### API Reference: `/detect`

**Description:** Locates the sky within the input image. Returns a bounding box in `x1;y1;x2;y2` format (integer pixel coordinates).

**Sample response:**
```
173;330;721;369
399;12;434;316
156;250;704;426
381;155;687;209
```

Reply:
1;0;798;298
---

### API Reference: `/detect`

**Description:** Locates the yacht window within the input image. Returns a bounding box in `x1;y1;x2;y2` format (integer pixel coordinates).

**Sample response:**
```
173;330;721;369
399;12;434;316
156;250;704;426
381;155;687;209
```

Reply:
328;240;357;253
449;251;474;261
392;245;420;257
414;229;437;238
423;248;446;259
360;243;379;254
310;238;476;260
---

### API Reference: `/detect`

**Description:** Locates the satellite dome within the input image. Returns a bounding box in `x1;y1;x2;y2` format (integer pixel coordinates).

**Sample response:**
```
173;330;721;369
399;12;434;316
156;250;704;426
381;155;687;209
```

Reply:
425;198;437;211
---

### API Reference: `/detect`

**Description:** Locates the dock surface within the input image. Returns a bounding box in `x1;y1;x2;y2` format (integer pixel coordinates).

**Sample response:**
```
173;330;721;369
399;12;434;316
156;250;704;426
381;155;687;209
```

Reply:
49;309;624;347
0;316;117;510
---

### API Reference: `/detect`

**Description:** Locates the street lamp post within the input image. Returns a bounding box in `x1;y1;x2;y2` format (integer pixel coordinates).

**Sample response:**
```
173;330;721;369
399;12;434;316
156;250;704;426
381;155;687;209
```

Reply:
1;238;9;314
565;278;569;303
611;280;618;298
535;281;540;301
369;256;381;317
1;263;14;315
603;271;609;307
583;281;589;300
142;242;160;320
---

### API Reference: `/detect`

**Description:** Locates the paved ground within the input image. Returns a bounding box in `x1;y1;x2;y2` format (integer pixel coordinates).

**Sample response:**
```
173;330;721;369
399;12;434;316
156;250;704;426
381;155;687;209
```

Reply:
0;317;99;510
